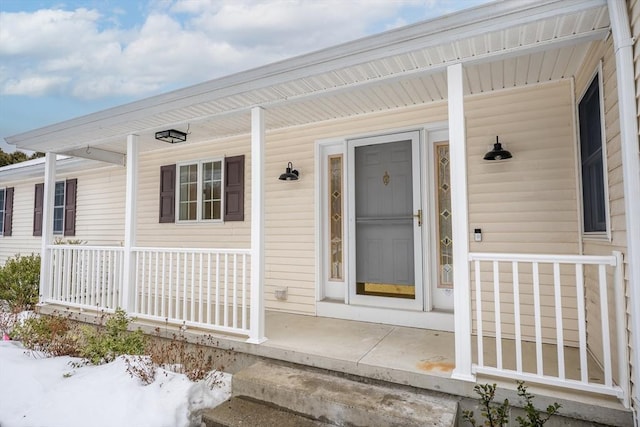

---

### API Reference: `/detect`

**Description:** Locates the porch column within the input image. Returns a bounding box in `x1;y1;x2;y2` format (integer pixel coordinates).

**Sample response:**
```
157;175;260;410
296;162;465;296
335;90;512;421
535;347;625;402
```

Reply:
608;0;640;408
248;106;267;344
121;134;138;313
448;63;474;381
39;152;56;303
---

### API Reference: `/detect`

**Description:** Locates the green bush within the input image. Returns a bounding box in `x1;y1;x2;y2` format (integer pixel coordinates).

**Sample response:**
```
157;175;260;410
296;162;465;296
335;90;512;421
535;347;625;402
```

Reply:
12;314;82;357
81;308;146;364
0;254;41;311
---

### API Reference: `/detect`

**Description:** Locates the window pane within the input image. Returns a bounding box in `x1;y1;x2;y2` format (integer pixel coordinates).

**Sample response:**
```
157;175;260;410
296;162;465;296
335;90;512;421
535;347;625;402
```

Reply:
579;75;606;232
201;161;222;220
179;164;198;221
54;182;65;207
0;188;4;234
328;155;343;280
436;143;453;288
53;207;64;234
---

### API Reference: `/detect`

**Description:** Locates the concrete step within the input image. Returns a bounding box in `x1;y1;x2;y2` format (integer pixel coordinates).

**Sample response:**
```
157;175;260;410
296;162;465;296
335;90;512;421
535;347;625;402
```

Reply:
225;360;458;426
203;397;332;427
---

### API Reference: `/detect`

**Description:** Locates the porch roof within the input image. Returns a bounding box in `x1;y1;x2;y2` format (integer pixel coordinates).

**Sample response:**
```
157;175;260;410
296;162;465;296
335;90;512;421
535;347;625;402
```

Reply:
5;0;609;158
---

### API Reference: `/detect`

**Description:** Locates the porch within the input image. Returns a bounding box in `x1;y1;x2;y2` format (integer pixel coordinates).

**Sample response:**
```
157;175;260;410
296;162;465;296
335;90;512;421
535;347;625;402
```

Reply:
40;244;630;419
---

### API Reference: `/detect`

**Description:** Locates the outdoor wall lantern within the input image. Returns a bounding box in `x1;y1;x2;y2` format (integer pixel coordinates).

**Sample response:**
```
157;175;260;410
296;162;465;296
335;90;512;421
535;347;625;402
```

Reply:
279;162;300;181
483;136;512;161
155;129;187;144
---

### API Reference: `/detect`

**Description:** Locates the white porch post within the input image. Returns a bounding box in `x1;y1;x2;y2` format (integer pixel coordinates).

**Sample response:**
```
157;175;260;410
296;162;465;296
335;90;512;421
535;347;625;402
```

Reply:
39;152;56;303
121;134;138;313
607;0;640;409
448;63;474;381
248;106;267;344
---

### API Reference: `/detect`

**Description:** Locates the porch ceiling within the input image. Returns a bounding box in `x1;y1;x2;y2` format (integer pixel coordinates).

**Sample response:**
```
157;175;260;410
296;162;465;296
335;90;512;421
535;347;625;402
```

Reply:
5;0;609;157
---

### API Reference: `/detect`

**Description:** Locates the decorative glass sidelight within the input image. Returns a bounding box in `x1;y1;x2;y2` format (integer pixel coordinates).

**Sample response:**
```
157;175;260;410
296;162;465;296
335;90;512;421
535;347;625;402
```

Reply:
436;143;453;288
329;155;343;280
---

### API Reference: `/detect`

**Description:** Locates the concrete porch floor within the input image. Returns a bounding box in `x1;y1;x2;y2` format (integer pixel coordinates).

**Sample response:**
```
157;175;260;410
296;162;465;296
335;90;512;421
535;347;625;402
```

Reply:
37;304;633;425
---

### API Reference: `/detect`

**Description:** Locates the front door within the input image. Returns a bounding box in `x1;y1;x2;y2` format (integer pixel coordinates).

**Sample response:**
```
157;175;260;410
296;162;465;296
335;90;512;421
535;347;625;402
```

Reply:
348;131;423;310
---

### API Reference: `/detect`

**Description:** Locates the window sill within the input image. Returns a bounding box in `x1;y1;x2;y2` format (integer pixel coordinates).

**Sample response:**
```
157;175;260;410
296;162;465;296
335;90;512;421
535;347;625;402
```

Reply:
582;232;611;243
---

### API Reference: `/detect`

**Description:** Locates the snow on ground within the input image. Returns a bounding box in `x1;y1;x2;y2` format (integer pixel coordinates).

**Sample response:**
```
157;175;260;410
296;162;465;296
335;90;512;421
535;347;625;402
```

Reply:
0;340;231;427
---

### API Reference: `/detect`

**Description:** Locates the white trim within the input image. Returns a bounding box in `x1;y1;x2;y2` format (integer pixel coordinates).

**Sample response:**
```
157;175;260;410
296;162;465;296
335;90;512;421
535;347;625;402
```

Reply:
39;153;56;304
448;63;474;382
317;300;454;331
607;0;640;412
175;158;224;223
248;106;266;344
121;134;138;312
576;62;611;240
570;78;585;255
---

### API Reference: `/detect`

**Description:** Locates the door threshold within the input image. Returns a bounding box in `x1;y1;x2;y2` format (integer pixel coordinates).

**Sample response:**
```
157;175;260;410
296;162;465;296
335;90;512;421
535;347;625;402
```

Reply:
316;300;454;332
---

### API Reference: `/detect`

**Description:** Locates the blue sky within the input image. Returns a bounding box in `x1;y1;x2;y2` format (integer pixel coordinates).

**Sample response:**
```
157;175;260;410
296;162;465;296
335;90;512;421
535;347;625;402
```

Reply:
0;0;492;152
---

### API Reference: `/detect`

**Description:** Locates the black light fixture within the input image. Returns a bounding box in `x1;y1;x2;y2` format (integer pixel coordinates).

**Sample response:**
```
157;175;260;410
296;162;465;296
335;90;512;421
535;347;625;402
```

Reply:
483;136;512;161
155;129;187;144
279;162;299;181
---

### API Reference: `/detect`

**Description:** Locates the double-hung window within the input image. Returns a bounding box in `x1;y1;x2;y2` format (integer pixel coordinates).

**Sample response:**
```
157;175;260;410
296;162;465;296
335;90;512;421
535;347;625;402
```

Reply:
0;187;14;237
53;181;65;234
578;72;608;235
178;160;223;222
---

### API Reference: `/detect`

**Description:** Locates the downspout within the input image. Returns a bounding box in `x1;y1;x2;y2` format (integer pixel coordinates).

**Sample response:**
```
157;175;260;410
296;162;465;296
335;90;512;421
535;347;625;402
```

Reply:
607;0;640;414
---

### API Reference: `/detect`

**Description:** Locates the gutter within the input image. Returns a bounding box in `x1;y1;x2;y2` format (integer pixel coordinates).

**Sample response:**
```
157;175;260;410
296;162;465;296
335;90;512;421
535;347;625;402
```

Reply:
607;0;640;414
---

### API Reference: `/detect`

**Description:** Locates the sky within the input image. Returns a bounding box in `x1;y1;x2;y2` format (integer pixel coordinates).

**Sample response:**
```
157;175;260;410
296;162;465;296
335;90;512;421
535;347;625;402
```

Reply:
0;0;493;152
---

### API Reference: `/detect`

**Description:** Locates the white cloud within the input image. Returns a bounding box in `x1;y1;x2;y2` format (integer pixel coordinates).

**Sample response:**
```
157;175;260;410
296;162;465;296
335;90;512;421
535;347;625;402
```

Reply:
0;0;451;101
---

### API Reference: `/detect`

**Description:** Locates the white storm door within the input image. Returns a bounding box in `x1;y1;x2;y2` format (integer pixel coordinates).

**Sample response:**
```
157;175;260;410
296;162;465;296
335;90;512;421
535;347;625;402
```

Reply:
348;131;423;310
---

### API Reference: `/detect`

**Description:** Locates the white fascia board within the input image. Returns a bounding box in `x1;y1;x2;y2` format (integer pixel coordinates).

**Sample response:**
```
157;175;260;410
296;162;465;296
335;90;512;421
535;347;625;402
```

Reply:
0;155;90;181
5;0;607;152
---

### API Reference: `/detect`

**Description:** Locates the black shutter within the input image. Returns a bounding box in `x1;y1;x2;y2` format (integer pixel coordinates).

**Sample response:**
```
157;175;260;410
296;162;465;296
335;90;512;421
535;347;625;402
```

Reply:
224;155;245;221
3;187;13;236
159;164;176;223
33;183;44;236
64;178;77;236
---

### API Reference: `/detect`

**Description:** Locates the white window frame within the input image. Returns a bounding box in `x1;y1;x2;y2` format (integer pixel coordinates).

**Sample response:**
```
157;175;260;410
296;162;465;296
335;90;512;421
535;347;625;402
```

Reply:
176;158;224;223
53;181;65;235
0;187;5;237
576;62;611;241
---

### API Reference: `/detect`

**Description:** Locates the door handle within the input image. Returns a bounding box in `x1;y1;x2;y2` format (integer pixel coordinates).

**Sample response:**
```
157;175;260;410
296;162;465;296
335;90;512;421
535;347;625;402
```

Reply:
413;209;422;227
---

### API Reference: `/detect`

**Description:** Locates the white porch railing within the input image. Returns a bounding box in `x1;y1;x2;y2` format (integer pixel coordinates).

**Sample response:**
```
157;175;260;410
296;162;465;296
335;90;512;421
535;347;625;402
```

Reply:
469;251;629;407
47;245;124;311
131;247;252;336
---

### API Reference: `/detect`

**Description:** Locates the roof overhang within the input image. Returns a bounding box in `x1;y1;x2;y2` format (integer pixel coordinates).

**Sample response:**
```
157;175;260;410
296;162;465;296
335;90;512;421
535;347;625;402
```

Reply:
4;0;610;158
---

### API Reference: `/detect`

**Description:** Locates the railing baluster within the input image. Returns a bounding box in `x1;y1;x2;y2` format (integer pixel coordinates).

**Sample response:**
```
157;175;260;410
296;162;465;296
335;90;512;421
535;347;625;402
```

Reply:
199;253;203;324
492;261;502;370
154;251;159;316
512;261;522;373
224;254;229;327
242;254;247;330
474;260;483;367
553;262;565;379
575;263;588;383
233;254;238;329
147;251;153;316
207;253;212;325
161;252;166;318
183;252;188;322
176;252;181;319
599;264;612;387
190;252;195;322
168;252;174;318
215;253;220;326
532;262;543;376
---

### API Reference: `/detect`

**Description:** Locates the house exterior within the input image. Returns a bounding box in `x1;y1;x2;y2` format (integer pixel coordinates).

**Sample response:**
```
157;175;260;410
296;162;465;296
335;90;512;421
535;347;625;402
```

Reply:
1;0;639;423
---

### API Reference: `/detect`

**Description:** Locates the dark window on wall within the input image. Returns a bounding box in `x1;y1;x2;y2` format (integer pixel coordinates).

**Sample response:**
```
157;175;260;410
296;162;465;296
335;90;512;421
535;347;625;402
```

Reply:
578;75;607;233
159;155;244;223
33;179;77;236
0;187;12;236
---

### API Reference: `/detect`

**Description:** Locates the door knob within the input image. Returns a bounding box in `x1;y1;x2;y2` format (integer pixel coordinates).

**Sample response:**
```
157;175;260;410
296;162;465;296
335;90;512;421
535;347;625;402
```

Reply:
413;209;422;227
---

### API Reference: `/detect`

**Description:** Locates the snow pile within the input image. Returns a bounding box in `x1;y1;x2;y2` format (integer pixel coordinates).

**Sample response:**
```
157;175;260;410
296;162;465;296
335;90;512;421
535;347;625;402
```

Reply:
0;341;231;427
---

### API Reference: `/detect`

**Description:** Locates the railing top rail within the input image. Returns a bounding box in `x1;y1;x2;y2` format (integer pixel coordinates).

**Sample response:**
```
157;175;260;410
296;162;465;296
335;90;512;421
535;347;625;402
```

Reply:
47;244;125;251
132;246;251;255
468;252;617;266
